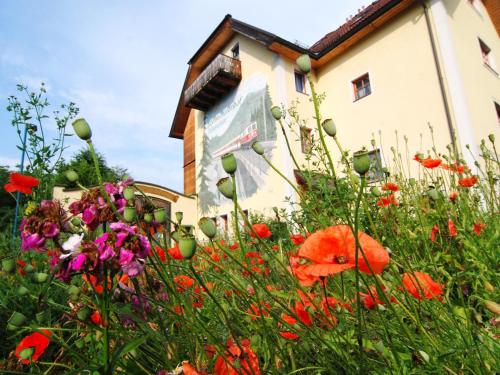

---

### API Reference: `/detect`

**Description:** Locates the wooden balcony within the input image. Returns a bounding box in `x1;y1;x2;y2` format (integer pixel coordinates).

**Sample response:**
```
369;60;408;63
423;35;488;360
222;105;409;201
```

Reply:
184;54;241;111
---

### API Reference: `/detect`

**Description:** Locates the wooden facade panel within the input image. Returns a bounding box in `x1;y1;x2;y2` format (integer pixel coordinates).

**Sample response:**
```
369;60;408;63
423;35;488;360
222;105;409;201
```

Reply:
184;161;196;195
484;0;500;37
183;110;196;195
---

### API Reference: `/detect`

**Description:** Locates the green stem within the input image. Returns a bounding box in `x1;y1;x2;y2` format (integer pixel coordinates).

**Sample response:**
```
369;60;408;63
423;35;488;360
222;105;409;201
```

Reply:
278;119;301;173
354;175;366;354
231;174;244;251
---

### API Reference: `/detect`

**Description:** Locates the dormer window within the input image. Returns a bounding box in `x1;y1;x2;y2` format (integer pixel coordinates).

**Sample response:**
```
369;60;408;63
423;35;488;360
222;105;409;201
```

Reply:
231;43;240;59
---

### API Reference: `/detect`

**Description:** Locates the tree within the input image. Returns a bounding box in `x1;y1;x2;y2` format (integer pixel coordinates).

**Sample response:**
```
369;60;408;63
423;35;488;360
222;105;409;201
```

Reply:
54;148;129;188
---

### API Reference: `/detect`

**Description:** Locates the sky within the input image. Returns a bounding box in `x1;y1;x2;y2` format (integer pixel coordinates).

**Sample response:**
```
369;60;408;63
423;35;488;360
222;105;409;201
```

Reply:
0;0;371;192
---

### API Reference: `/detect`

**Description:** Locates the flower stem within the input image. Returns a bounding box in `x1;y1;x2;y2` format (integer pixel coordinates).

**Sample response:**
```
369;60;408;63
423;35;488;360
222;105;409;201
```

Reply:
354;175;366;355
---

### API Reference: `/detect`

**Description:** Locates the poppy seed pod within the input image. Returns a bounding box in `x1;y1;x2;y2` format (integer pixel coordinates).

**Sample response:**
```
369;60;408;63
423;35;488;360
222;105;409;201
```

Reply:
8;311;27;327
77;307;91;321
488;134;495;143
17;286;29;296
124;207;136;223
143;213;153;223
270;106;282;120
296;54;311;74
64;169;79;183
2;258;15;274
33;272;48;283
24;264;34;273
353;149;371;176
123;186;135;200
217;177;234;199
321;119;336;137
72;118;92;141
199;217;217;239
221;153;237;175
154;208;167;224
18;348;34;360
178;235;197;259
175;211;184;224
251;141;264;155
171;230;179;243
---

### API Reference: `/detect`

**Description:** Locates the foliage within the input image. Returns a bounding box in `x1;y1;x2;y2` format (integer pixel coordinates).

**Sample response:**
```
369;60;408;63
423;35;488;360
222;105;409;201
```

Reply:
0;166;16;230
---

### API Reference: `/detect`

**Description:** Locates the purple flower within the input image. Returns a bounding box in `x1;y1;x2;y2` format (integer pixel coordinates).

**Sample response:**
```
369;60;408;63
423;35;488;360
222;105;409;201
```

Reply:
122;260;143;277
71;253;87;270
95;232;109;245
82;205;99;230
119;248;134;266
42;221;59;238
69;200;84;215
115;198;127;212
21;232;45;251
110;222;136;234
99;244;116;261
104;183;118;195
115;232;128;247
138;235;151;258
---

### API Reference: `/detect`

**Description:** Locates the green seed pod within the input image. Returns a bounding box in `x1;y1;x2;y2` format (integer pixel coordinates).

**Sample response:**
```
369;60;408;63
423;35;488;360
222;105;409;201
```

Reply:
353;149;371;176
18;348;34;360
178;235;197;259
321;119;336;137
427;187;440;201
24;264;34;273
154;208;167;224
123;186;135;200
217;177;234;199
72;118;92;141
171;230;179;243
143;213;153;223
68;285;81;296
251;141;265;155
77;307;91;321
2;258;15;274
8;311;27;327
71;217;82;227
221;153;237;175
270;106;282;120
175;211;184;224
33;272;49;283
123;207;136;223
17;286;29;296
296;54;311;74
64;169;79;182
488;134;495;143
198;217;217;239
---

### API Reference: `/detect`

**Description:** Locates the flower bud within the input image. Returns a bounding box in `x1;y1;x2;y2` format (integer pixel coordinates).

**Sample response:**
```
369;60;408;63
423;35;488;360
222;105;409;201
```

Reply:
296;54;311;74
2;258;15;274
484;300;500;315
77;307;90;321
33;272;48;283
154;208;167;224
124;207;136;223
488;134;495;143
123;186;135;200
72;118;92;141
321;119;336;137
178;235;197;259
484;281;494;292
64;169;79;183
270;106;282;120
175;211;184;224
221;153;237;175
217;177;234;199
17;286;29;296
8;311;27;327
251;141;264;155
143;213;153;223
353;148;371;176
198;217;217;239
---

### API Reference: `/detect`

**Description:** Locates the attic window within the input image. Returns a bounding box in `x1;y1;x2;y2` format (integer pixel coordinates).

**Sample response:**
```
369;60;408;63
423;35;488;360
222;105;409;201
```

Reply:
295;71;307;94
352;73;371;101
231;43;240;59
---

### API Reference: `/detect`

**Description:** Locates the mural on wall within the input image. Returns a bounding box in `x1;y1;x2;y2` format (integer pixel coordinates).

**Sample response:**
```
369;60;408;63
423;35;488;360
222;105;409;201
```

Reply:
198;74;277;213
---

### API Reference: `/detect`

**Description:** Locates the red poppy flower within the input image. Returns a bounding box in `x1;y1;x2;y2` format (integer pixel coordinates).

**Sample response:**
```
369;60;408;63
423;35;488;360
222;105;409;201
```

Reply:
168;245;183;260
91;310;103;326
213;339;260;375
174;275;195;292
4;172;40;194
441;163;467;174
229;242;239;250
430;225;440;242
290;234;305;245
247;302;271;320
377;194;398;207
289;256;321;286
294;301;313;326
250;224;272;239
382;182;399;192
15;330;51;364
402;272;443;300
449;191;459;202
154;246;167;262
278;314;300;340
458;176;478;188
182;362;200;375
473;222;486;236
418;158;442;169
359;285;397;310
448;219;457;237
297;225;389;278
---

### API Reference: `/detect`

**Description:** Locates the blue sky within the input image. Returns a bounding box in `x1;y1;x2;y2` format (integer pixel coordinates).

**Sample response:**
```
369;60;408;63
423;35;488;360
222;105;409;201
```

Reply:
0;0;370;191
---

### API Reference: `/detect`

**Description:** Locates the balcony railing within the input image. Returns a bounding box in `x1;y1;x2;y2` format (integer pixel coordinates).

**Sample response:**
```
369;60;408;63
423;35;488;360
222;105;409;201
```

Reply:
184;54;242;111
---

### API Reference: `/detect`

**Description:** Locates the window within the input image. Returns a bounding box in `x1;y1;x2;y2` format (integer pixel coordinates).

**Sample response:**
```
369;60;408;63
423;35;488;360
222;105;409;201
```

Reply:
220;214;228;231
479;39;496;72
231;43;239;59
366;149;384;183
352;73;371;100
300;127;312;153
294;71;307;94
495;102;500;126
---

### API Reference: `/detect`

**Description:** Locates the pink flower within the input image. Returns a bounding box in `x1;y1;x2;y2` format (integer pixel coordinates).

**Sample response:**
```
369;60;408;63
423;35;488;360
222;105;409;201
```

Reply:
21;232;45;251
42;222;59;238
119;248;134;266
82;205;99;230
71;253;87;270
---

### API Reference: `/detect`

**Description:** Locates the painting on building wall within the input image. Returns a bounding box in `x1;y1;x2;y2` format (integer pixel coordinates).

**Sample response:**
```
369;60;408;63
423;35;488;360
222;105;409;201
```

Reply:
198;74;277;213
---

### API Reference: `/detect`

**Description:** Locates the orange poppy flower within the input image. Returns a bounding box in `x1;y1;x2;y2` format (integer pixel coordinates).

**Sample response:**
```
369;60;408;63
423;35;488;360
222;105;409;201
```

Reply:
402;272;443;300
441;163;467;174
4;172;40;194
168;245;183;260
430;225;440;242
359;285;397;310
377;194;398;207
174;275;194;292
278;314;300;340
290;234;305;245
297;225;389;278
247;301;271;320
182;361;200;375
473;222;486;236
449;191;459;202
91;310;103;326
213;339;260;375
289;256;321;286
154;246;167;262
448;219;457;237
419;158;442;169
382;182;399;192
15;330;51;364
458;176;478;188
250;224;272;239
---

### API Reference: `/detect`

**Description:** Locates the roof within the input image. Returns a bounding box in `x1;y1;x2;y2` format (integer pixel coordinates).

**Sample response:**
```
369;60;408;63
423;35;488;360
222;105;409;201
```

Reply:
170;0;413;139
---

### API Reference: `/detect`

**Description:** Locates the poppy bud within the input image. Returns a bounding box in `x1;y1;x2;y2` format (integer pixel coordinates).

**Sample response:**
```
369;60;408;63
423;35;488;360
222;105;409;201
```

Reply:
198;217;217;239
175;211;183;224
64;169;79;182
353;148;371;176
321;119;336;137
221;153;237;175
217;177;234;199
143;213;153;223
72;118;92;141
17;286;29;296
484;300;500;315
8;311;27;327
123;186;135;200
484;281;494;292
33;272;48;283
154;208;167;224
296;54;311;74
270;106;282;120
24;264;34;273
178;235;197;259
71;217;82;227
19;348;34;360
488;134;495;143
2;258;15;274
251;141;264;155
77;307;91;321
124;207;136;223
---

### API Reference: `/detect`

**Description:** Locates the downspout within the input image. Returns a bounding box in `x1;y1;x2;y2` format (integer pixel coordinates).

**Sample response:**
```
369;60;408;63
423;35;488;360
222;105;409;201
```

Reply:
421;0;458;158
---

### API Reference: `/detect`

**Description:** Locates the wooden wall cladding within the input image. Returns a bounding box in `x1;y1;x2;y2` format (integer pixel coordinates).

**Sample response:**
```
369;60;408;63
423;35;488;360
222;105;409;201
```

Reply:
183;111;196;195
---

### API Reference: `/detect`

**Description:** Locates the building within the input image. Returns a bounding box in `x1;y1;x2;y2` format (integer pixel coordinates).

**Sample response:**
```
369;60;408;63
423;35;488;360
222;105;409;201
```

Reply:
169;0;500;233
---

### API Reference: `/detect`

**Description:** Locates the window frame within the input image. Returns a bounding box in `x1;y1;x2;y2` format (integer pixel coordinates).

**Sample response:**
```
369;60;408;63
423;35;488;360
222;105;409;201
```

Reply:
352;73;372;101
294;70;307;94
478;38;497;74
495;102;500;126
231;43;240;60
